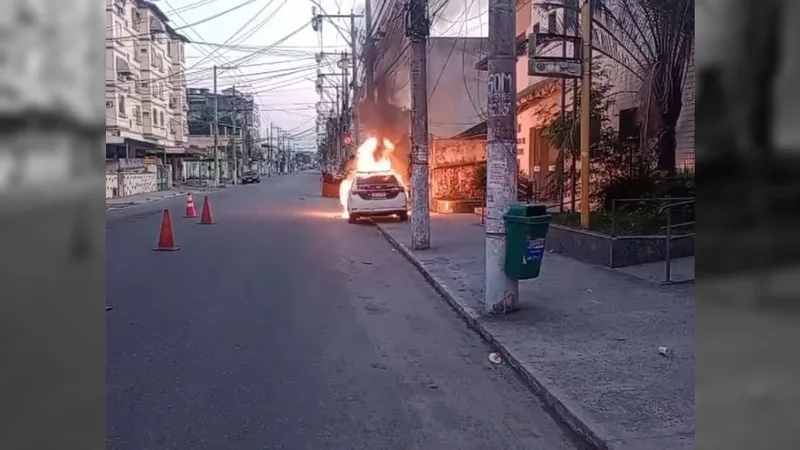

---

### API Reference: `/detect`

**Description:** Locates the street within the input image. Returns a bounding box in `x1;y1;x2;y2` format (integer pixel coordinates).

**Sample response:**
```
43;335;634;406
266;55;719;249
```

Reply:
106;171;581;449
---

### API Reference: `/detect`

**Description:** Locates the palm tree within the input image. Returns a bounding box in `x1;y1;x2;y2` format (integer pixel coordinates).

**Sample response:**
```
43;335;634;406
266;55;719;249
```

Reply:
537;0;695;174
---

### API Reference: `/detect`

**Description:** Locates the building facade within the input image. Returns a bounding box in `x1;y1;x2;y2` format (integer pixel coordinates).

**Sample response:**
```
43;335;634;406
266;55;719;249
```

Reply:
185;87;262;181
509;0;695;199
391;37;489;139
105;0;189;161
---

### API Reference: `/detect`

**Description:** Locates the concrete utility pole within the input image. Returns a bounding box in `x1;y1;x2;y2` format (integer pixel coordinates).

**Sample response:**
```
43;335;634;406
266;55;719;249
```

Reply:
243;107;249;171
485;0;518;314
310;4;363;169
213;65;220;186
268;124;273;176
364;0;374;104
579;0;592;228
350;12;359;148
231;85;238;184
406;0;431;250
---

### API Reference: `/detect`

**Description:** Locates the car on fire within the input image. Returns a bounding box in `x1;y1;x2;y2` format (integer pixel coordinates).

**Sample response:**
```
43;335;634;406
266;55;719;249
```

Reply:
345;172;408;223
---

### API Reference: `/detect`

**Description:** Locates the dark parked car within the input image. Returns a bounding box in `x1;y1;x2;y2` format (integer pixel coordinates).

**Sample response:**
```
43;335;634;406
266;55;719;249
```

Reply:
242;171;260;184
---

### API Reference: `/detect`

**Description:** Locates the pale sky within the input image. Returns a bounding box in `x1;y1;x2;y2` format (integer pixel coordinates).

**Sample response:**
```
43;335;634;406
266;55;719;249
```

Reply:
158;0;487;152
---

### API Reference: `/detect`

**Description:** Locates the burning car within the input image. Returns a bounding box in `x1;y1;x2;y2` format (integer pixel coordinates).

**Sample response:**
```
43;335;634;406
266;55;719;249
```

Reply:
344;171;408;223
339;137;408;223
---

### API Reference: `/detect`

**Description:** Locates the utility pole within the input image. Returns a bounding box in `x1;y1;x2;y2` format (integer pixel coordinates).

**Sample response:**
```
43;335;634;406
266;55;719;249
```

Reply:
579;0;592;228
268;124;273;176
311;4;363;168
213;65;220;186
231;85;238;184
364;0;374;103
350;12;359;148
485;0;518;314
406;0;431;250
243;104;249;172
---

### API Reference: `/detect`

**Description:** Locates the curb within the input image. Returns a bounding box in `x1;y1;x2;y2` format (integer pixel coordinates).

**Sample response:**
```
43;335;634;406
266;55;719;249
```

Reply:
374;223;616;450
105;188;224;211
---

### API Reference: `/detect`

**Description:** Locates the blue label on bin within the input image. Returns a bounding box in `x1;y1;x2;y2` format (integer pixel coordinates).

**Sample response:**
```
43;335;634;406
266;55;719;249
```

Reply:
523;237;545;264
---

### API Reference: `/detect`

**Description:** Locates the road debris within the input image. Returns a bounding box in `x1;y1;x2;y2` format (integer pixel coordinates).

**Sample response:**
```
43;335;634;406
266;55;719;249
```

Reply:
657;346;672;357
488;352;502;364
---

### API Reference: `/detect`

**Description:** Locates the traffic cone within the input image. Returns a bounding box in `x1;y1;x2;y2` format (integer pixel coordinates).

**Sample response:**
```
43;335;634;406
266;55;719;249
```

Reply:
198;196;214;225
153;209;179;251
183;193;198;218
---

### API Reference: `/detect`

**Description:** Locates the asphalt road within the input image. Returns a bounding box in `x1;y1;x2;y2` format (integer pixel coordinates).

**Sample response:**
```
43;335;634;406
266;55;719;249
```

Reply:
107;171;581;450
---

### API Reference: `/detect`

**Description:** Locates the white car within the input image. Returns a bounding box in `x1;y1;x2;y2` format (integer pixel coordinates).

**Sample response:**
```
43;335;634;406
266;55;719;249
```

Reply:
346;172;408;223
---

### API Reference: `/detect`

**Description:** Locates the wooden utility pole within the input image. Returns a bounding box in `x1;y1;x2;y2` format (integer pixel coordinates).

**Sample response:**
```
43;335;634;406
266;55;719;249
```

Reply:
406;0;431;250
485;0;518;314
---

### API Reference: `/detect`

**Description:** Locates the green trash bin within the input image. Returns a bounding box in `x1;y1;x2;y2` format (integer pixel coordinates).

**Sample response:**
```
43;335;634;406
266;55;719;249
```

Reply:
504;204;552;280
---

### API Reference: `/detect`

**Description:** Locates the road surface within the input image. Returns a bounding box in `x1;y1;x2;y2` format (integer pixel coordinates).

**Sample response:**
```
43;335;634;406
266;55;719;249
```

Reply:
107;171;582;450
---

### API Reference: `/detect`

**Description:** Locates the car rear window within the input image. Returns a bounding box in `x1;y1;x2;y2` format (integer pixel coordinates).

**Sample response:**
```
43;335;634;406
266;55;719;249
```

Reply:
356;174;399;186
244;171;257;176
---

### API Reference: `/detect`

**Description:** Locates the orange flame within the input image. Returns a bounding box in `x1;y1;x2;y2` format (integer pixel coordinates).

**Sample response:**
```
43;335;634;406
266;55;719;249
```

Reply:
339;137;403;218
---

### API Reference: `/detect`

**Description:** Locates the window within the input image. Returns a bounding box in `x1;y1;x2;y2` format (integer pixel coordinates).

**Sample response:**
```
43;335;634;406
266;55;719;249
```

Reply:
517;123;521;132
115;22;123;38
132;9;140;30
134;106;142;124
517;148;524;155
167;43;172;57
532;23;540;35
152;108;158;125
356;174;400;187
159;111;164;126
548;12;557;33
118;95;127;116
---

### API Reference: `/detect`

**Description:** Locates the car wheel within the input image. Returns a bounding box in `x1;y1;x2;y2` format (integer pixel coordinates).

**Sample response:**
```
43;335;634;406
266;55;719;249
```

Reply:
398;211;408;221
347;214;358;224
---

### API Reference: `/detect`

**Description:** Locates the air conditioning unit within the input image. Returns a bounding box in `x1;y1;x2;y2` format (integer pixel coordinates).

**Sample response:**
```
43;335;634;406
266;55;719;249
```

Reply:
106;100;114;108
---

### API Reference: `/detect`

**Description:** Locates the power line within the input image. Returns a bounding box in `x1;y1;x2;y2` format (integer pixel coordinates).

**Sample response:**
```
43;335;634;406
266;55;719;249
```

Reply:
185;0;283;72
172;0;260;31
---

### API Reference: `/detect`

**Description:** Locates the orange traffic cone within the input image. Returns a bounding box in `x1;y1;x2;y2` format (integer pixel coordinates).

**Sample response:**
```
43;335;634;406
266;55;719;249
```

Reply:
183;193;198;218
198;196;214;225
153;209;179;251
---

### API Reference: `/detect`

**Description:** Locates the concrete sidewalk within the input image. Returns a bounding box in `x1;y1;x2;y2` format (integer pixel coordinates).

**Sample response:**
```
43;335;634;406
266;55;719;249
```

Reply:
105;185;217;210
375;214;694;450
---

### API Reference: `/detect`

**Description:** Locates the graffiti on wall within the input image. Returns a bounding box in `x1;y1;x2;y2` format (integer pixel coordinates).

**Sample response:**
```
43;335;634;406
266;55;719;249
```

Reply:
430;139;487;201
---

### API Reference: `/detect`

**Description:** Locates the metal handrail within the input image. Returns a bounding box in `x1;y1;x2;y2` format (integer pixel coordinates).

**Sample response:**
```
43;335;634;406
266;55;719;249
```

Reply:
659;198;696;284
610;197;694;236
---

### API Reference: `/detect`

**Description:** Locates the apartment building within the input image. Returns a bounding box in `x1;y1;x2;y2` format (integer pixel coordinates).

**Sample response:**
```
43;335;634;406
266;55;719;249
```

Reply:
105;0;190;160
185;87;261;178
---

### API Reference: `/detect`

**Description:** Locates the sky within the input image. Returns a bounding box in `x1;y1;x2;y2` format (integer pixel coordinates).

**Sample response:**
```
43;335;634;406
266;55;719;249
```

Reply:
158;0;488;153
